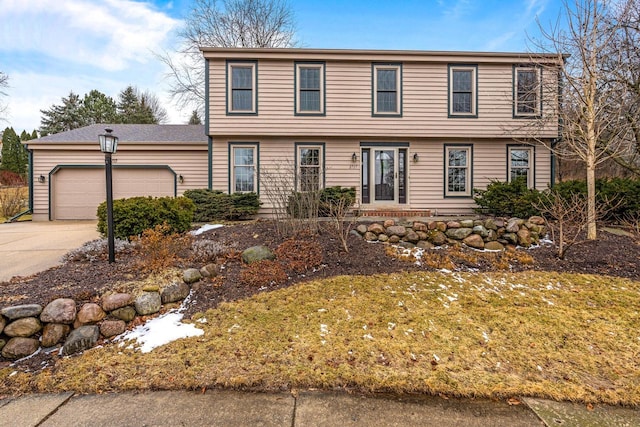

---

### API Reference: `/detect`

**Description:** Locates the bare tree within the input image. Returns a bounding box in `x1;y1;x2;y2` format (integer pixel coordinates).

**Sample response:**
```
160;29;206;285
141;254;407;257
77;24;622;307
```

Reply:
159;0;297;112
0;72;8;121
531;0;630;240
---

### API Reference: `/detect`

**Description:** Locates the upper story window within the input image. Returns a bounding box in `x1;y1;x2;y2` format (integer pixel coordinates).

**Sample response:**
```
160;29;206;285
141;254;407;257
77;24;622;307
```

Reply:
445;145;472;197
514;66;541;118
372;63;402;116
296;144;324;191
295;62;325;115
448;65;477;117
227;61;257;114
508;146;534;188
230;143;258;193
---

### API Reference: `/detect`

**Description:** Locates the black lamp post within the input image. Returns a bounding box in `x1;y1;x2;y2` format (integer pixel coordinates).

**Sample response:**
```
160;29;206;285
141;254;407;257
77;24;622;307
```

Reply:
99;128;119;263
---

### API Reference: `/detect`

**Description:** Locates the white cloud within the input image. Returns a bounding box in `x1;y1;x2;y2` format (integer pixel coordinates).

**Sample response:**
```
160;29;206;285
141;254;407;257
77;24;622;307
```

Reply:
0;0;180;71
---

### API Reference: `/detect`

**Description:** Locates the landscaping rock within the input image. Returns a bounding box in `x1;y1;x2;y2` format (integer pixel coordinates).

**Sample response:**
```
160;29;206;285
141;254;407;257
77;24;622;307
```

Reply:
383;219;395;228
503;233;518;245
429;231;448;246
435;222;447;232
110;306;137;322
134;292;162;316
484;218;498;230
463;234;485;250
446;227;473;240
162;281;190;304
40;298;76;324
0;339;5;352
102;293;133;312
4;317;42;337
416;231;428;241
356;224;368;235
388;235;400;244
413;221;428;232
405;229;420;243
529;215;545;225
398;241;415;249
377;234;389;242
77;303;106;325
367;223;385;234
200;263;218;278
2;337;39;359
417;241;434;250
363;231;377;241
1;304;43;320
386;225;407;237
472;225;489;238
446;221;461;229
100;320;126;338
460;219;474;228
142;285;160;292
41;323;71;347
62;325;100;356
484;241;505;251
241;245;275;264
517;229;532;247
0;316;5;335
183;268;202;284
506;218;524;233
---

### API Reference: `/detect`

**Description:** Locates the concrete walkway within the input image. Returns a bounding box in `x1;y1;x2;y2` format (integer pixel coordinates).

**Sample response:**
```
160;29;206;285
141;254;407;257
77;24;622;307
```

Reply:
0;221;99;282
0;390;638;426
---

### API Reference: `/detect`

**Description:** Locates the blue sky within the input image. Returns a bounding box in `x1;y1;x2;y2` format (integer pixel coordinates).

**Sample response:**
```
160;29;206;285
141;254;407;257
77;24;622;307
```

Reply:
0;0;565;133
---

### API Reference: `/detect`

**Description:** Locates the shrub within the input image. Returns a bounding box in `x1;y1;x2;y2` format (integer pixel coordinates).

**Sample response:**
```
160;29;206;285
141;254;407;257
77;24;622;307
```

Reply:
473;179;542;218
319;186;356;216
183;189;260;221
97;196;195;240
274;237;323;273
131;224;193;272
191;239;237;263
287;186;357;219
239;259;287;287
0;170;26;186
553;178;640;220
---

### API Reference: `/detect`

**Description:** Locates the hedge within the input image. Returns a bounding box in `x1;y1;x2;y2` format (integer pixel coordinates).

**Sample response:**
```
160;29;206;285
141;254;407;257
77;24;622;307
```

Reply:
183;189;260;221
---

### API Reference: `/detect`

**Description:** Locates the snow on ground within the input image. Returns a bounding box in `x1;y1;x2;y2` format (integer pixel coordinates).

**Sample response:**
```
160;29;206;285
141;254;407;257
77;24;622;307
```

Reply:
190;224;224;235
118;292;204;353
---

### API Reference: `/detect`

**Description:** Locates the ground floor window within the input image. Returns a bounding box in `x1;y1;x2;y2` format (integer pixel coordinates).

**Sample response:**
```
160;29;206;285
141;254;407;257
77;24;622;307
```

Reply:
445;145;472;197
230;143;258;193
296;143;324;192
508;146;534;188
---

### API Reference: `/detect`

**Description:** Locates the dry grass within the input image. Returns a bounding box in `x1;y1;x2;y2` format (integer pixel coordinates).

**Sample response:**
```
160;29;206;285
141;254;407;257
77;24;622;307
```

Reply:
2;270;640;405
0;186;28;221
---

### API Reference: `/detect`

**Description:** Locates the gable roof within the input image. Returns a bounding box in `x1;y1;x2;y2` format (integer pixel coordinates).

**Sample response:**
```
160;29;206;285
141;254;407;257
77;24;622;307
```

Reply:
31;124;207;145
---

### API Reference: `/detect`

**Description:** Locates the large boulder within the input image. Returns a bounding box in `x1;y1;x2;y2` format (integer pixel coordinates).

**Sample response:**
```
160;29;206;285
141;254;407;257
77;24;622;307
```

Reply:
40;298;76;324
429;231;448;246
76;303;106;325
241;245;275;264
413;222;428;232
62;325;100;356
161;281;190;304
367;223;385;234
1;304;43;321
446;228;473;240
110;306;137;322
183;268;202;284
101;293;133;312
472;225;489;238
200;264;218;278
356;224;368;235
0;316;5;335
404;229;420;243
363;231;377;241
100;320;126;338
483;218;498;231
463;234;485;250
134;292;162;316
484;241;505;251
506;218;524;233
517;229;532;247
41;323;71;347
2;337;39;360
386;225;407;237
529;215;545;225
459;219;474;228
4;317;42;337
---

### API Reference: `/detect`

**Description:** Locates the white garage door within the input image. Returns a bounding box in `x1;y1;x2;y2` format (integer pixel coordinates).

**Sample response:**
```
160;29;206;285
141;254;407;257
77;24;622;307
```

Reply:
52;167;175;220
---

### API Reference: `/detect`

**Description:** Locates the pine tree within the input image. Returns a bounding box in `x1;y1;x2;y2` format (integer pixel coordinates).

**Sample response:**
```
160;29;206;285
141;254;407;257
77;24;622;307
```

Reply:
31;130;38;140
39;91;85;135
81;90;117;125
116;86;157;124
188;110;202;125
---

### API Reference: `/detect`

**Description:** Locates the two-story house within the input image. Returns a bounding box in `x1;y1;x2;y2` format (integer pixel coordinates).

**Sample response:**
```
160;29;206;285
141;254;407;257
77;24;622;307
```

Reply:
201;47;561;215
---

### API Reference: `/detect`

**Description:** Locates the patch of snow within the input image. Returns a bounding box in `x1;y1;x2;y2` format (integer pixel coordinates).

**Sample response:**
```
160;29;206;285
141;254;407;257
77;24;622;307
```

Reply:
320;324;329;335
433;353;440;362
318;308;327;313
363;334;374;340
9;371;17;377
388;322;396;330
482;331;490;343
196;318;208;324
190;224;224;236
11;348;42;365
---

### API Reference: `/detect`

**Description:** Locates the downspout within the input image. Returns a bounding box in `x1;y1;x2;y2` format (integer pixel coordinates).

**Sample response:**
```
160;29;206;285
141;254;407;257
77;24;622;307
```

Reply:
205;57;212;190
6;145;33;222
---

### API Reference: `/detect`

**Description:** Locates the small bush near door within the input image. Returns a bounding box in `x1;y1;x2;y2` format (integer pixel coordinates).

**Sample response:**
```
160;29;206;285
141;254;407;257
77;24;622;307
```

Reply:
97;196;195;240
183;189;260;221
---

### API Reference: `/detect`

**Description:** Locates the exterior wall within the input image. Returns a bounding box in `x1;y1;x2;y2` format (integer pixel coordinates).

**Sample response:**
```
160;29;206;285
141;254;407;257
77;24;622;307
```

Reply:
207;57;559;139
29;143;207;221
212;137;551;215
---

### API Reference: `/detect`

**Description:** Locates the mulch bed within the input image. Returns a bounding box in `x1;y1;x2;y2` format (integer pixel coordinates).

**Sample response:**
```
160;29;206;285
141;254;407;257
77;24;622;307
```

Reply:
0;219;638;369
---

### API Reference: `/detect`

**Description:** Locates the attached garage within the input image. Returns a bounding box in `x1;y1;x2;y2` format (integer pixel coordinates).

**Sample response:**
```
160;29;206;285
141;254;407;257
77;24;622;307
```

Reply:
27;124;208;221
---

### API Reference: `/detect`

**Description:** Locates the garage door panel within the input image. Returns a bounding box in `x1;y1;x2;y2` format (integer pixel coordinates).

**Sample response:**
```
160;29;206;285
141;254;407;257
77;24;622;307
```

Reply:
52;168;174;220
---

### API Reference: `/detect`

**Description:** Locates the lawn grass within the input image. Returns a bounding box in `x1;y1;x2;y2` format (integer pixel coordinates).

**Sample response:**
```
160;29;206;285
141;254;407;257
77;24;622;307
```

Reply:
2;270;640;405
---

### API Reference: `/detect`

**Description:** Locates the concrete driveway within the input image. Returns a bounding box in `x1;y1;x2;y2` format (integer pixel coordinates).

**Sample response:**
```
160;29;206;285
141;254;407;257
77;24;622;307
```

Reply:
0;221;99;282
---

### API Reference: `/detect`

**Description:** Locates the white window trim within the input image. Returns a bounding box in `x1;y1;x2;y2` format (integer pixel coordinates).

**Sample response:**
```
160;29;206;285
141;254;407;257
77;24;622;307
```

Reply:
295;63;325;115
227;62;257;114
449;65;477;117
514;67;541;117
445;145;472;197
231;144;258;194
373;64;401;116
297;144;324;192
508;146;534;188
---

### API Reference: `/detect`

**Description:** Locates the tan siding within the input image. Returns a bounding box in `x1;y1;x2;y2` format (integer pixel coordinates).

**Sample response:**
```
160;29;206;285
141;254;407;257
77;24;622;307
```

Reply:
212;137;551;216
31;145;206;220
208;58;559;139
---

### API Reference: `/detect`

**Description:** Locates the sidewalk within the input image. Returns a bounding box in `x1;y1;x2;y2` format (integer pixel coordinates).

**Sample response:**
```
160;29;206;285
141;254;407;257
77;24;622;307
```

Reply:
1;389;638;426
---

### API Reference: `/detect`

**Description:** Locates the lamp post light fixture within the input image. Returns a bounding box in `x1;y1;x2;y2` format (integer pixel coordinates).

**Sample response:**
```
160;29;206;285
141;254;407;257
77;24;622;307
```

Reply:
99;128;119;263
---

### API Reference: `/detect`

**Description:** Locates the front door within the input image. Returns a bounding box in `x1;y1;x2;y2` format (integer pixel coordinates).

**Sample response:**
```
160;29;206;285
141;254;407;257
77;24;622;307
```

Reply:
361;147;407;205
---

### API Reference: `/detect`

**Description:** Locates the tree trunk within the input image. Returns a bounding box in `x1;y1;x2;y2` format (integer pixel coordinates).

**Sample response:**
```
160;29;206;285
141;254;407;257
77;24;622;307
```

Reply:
586;149;597;240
